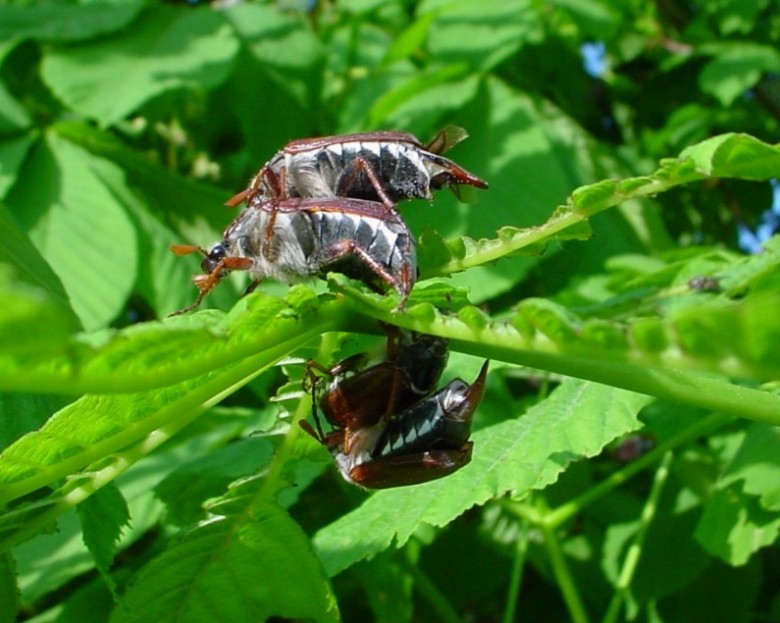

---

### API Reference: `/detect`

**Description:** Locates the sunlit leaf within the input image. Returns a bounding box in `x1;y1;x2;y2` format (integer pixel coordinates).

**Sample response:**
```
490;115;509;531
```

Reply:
114;505;338;623
5;134;137;330
41;8;239;126
0;2;143;42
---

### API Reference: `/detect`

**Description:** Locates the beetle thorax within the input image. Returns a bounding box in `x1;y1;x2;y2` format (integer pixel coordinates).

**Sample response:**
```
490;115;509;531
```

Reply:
222;209;310;282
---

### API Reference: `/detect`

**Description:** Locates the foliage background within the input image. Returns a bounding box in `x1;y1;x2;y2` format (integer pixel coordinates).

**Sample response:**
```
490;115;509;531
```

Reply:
1;0;780;622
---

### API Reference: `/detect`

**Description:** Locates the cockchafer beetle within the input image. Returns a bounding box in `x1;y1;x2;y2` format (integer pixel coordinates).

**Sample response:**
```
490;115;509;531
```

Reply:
303;358;489;489
303;329;450;435
225;126;488;209
170;197;417;314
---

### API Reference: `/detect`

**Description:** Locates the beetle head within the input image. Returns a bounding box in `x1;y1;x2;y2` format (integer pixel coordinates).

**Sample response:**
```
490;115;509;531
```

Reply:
201;243;227;274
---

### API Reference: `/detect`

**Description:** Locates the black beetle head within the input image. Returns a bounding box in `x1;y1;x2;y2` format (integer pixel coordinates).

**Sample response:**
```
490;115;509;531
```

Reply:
201;243;227;274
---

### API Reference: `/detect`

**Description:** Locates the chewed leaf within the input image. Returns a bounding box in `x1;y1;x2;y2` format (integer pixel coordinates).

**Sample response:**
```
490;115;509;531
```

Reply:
423;133;780;278
0;286;335;395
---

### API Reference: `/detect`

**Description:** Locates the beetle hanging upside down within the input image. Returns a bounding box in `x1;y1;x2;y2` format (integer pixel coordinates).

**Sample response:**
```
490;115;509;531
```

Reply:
226;126;488;209
304;330;450;434
170;197;417;314
303;332;489;489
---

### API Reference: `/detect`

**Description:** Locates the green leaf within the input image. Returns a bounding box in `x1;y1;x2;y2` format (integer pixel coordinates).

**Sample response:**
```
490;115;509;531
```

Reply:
41;7;239;126
223;5;325;172
0;81;30;133
0;553;18;623
0;203;81;331
699;44;780;107
628;493;710;602
12;509;95;604
0;287;340;395
52;120;230;234
5;133;137;330
656;558;761;623
424;133;780;280
359;552;413;623
77;482;130;595
154;437;275;527
0;134;36;198
114;504;338;623
421;0;542;71
314;379;650;575
695;484;780;567
695;423;780;565
10;407;244;602
367;63;474;128
383;10;437;64
0;298;337;550
0;272;78;361
0;392;67;450
0;2;143;42
549;0;620;39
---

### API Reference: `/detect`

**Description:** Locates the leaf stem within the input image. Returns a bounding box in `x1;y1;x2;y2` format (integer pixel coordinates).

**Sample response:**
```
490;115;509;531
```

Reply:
601;451;673;623
502;520;529;623
345;291;780;426
430;175;692;277
400;556;463;623
0;347;276;551
546;412;728;527
536;498;590;623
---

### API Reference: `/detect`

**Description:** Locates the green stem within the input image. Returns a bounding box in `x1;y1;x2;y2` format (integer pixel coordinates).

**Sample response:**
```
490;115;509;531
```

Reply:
546;412;728;527
502;520;529;623
0;328;318;507
428;174;688;278
537;499;590;623
401;557;463;623
254;336;342;502
0;344;278;551
343;292;780;426
500;412;720;623
602;451;673;623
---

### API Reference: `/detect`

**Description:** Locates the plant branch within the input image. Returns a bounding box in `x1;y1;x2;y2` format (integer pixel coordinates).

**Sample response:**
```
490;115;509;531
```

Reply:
537;498;591;623
502;520;529;623
602;451;673;623
546;412;729;527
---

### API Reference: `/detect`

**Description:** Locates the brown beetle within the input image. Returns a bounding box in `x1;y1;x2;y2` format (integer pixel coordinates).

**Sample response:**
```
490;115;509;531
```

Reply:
303;330;488;489
304;331;450;434
226;126;488;208
304;358;489;489
170;197;417;314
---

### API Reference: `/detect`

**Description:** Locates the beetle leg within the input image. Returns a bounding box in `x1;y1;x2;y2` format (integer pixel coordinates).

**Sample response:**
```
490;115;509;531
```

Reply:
243;280;260;295
224;188;250;208
307;353;369;380
170;256;253;316
260;211;281;261
380;323;404;361
299;418;324;443
348;443;473;489
309;390;328;443
225;164;283;209
335;155;394;208
169;287;211;316
260;165;284;199
312;239;411;304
